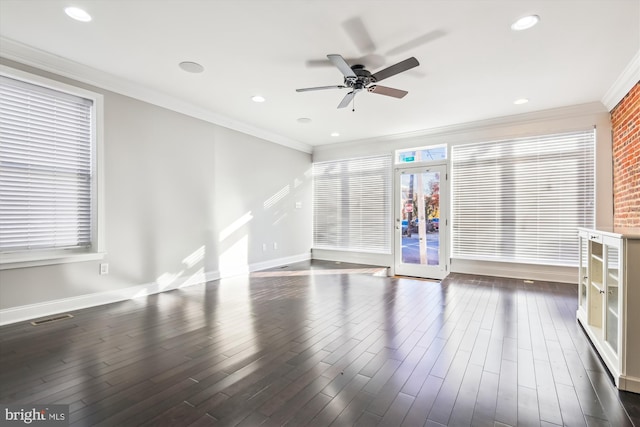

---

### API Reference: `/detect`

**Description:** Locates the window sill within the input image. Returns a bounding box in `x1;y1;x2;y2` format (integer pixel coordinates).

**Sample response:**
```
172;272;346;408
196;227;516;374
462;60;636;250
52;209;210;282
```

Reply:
0;251;106;270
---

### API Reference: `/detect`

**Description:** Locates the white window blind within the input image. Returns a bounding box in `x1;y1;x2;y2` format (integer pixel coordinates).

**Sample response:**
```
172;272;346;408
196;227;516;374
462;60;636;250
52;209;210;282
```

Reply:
0;75;94;252
313;155;392;253
451;129;595;266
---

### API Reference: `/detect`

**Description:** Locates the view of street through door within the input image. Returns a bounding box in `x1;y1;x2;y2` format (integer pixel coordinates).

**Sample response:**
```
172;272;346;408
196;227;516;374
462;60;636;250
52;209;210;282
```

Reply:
395;165;447;279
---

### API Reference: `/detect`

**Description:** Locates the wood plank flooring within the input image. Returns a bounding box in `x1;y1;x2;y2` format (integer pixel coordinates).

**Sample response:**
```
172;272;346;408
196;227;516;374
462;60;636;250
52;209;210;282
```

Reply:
1;260;639;426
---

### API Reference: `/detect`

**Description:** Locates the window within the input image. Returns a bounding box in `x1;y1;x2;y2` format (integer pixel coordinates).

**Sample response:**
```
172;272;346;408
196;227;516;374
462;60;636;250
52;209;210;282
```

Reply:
0;68;104;268
451;129;595;266
396;144;447;164
313;155;392;253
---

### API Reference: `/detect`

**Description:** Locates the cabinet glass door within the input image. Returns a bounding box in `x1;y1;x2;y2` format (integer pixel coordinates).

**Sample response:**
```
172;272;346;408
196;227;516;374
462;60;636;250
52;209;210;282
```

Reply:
605;244;619;354
579;233;588;310
588;241;604;330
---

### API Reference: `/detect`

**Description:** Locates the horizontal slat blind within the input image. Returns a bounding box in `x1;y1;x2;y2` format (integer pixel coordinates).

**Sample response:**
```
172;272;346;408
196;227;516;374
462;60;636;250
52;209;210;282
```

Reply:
313;155;391;253
0;75;93;252
451;129;595;266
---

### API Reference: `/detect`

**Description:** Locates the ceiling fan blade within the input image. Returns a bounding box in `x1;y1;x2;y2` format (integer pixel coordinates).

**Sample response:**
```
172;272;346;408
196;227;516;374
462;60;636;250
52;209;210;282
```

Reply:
385;30;446;56
342;17;376;54
327;54;357;78
306;54;384;70
296;85;346;92
367;85;408;99
305;58;335;67
371;57;420;82
338;91;357;109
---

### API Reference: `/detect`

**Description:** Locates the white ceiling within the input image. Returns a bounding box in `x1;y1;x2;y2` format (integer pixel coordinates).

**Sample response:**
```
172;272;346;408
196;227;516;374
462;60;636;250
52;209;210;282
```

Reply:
0;0;638;152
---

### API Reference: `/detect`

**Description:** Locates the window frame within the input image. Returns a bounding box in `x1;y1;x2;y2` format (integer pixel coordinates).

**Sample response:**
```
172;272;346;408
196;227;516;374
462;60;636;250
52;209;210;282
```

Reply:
395;144;447;164
0;65;105;270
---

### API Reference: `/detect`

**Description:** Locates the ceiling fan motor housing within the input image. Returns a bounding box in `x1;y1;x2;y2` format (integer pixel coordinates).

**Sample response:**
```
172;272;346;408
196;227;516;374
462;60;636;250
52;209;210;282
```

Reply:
345;64;374;90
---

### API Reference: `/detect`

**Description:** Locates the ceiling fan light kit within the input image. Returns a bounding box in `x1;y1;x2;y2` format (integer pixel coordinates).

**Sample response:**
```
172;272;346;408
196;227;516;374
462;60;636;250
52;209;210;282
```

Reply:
296;54;419;110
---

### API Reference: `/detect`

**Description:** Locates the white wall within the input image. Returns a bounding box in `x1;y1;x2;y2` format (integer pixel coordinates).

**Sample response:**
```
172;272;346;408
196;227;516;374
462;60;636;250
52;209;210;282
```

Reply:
313;102;613;283
0;59;312;318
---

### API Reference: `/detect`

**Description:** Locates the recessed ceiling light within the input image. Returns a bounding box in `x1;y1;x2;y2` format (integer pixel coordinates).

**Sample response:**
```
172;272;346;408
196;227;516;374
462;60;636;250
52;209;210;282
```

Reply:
251;95;266;103
178;61;204;73
511;15;540;31
514;98;529;105
330;132;340;137
297;118;312;124
65;6;92;22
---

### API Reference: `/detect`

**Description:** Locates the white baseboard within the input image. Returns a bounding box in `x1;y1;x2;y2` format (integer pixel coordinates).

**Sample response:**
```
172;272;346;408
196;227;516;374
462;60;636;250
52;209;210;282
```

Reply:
246;252;311;273
450;258;578;284
0;252;310;326
311;248;392;268
619;375;640;394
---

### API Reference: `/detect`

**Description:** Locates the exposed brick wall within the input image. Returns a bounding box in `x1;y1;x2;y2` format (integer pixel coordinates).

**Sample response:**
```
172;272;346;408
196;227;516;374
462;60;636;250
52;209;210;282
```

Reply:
612;82;640;228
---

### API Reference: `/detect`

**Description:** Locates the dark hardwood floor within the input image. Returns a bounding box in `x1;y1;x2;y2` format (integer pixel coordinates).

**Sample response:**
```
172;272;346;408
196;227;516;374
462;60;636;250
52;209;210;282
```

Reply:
1;260;639;426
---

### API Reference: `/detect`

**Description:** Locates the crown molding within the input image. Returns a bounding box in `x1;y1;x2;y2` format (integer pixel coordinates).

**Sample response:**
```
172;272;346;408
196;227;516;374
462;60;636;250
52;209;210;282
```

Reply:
314;101;608;153
602;50;640;111
0;37;312;154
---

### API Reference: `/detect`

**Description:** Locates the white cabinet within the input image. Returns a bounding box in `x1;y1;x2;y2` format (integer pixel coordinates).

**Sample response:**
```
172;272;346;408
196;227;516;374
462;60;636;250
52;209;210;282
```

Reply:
577;227;640;393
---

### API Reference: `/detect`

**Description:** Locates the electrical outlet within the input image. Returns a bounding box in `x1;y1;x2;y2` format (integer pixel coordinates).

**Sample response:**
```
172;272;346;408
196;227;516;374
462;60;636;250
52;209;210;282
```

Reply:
273;242;278;250
295;201;302;209
99;263;109;275
262;243;267;252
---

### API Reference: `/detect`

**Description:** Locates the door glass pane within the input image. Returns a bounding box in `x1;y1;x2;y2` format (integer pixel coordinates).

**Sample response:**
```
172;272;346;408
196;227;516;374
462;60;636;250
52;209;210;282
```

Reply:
400;171;440;265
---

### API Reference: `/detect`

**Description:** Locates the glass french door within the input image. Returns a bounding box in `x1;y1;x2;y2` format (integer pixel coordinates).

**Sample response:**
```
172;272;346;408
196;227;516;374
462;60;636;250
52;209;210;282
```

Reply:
395;165;447;279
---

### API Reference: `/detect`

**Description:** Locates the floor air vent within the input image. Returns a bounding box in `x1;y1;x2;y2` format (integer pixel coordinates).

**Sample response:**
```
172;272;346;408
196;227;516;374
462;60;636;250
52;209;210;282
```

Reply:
30;313;74;326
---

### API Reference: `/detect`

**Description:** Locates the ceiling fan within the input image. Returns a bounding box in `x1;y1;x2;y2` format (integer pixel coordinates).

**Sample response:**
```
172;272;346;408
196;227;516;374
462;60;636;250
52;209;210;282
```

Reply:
296;54;419;109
